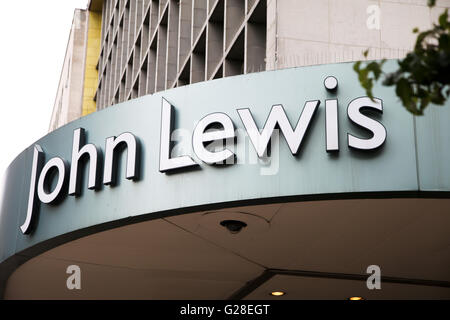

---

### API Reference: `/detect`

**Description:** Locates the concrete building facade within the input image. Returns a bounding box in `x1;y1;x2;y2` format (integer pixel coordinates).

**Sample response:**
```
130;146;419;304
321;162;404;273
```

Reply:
91;0;450;109
94;0;267;110
50;0;450;126
49;5;101;131
268;0;450;69
49;9;88;132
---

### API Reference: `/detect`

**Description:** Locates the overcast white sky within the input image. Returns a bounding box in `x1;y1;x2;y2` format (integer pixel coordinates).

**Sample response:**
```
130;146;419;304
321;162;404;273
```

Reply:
0;0;88;183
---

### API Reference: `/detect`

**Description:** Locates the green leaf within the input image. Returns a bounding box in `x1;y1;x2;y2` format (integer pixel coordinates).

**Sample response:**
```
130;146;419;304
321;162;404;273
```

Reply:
396;78;414;106
367;62;383;79
438;33;450;51
438;9;449;29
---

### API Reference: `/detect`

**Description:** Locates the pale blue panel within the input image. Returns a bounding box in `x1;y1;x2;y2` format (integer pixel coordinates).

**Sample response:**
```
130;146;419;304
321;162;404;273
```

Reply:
415;102;450;191
0;62;424;264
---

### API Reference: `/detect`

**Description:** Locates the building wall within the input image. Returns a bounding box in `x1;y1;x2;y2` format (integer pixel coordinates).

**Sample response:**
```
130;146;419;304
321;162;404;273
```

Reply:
82;10;103;116
50;0;450;128
49;9;88;132
95;0;267;110
273;0;450;69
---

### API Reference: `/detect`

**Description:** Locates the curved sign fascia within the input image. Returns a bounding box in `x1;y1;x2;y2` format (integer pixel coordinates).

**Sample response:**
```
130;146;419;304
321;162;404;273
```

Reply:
1;61;449;293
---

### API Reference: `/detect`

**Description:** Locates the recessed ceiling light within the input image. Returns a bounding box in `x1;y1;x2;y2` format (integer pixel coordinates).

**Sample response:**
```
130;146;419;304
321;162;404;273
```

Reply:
348;296;364;301
270;291;286;297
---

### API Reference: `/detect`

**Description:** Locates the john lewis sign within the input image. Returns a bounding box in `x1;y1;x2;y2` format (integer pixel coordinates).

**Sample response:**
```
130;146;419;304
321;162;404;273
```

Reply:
21;76;387;235
2;60;448;274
